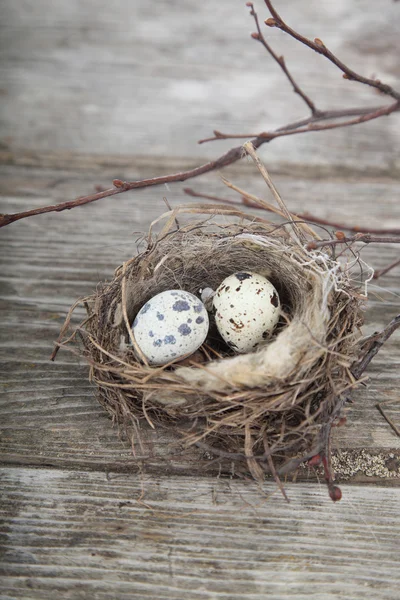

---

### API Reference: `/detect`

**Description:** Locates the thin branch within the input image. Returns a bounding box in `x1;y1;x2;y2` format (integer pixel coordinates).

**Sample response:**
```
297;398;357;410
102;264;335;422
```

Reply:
243;141;302;240
184;187;400;236
278;314;400;490
373;257;400;279
294;215;400;237
352;314;400;379
376;402;400;437
306;233;400;251
199;101;399;143
0;139;265;228
1;2;399;229
264;0;400;101
262;432;290;502
246;2;317;114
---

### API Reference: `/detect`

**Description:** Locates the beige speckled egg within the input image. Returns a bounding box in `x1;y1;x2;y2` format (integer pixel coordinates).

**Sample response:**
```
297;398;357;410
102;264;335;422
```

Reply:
213;272;280;353
132;290;209;366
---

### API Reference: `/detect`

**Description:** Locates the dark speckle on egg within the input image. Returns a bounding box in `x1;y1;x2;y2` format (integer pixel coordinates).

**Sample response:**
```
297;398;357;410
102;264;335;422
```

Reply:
133;290;209;364
271;292;279;307
141;302;151;314
173;300;190;312
235;272;252;281
178;323;192;336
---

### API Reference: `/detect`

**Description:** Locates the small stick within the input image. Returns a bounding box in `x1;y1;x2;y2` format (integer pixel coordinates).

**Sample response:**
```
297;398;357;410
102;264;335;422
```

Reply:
50;296;90;361
1;1;399;230
264;0;400;101
376;403;400;438
121;261;149;366
298;215;400;237
163;196;180;230
218;176;318;238
184;187;400;236
263;433;290;502
307;233;400;251
352;314;400;380
244;423;265;482
198;102;399;143
373;257;400;279
246;2;317;114
243;141;305;243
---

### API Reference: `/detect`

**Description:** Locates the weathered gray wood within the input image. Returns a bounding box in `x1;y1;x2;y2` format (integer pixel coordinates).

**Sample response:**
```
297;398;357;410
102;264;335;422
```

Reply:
1;0;400;596
1;163;399;481
1;467;400;600
1;0;400;173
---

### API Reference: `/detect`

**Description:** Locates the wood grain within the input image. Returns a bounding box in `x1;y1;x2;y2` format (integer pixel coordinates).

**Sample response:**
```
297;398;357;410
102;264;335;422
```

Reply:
0;1;400;596
1;0;400;173
1;467;400;600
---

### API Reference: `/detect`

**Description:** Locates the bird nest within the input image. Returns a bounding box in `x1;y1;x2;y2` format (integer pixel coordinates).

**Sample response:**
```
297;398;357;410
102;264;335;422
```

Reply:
55;198;365;491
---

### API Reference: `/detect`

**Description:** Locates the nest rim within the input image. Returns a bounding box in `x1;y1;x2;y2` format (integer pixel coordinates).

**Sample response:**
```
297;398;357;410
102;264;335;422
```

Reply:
56;206;366;479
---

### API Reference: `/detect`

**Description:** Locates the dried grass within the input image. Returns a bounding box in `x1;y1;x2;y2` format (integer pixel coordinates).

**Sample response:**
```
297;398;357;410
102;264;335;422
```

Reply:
54;197;365;480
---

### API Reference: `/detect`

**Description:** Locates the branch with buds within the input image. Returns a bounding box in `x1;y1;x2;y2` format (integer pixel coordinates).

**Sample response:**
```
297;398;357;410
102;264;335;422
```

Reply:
1;0;399;229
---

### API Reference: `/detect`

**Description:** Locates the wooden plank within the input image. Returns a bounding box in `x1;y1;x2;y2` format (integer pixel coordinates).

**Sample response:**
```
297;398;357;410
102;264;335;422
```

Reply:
1;467;400;600
1;0;400;173
1;164;399;481
1;1;400;595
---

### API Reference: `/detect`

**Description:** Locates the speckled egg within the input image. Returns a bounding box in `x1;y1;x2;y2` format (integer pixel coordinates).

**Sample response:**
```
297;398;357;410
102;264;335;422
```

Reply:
132;290;209;365
213;272;280;353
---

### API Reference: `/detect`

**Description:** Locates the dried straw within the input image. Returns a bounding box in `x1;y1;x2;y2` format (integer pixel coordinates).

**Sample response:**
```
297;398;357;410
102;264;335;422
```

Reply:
53;147;366;483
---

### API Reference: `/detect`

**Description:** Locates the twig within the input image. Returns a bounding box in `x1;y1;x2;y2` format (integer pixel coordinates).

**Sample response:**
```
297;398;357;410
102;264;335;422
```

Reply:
376;402;400;438
200;0;399;144
1;2;399;230
199;101;399;143
262;432;290;502
282;314;400;491
163;196;180;230
184;187;400;236
373;257;400;279
0;139;266;229
121;261;149;366
352;314;400;379
246;2;317;114
264;0;400;101
243;141;303;241
296;215;400;237
306;233;400;251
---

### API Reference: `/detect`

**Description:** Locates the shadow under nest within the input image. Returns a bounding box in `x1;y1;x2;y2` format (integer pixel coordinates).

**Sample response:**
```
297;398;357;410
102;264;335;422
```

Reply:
55;205;365;491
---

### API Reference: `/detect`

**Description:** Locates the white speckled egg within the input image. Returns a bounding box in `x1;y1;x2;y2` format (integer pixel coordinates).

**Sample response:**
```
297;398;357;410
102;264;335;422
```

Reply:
213;272;280;353
132;290;209;365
